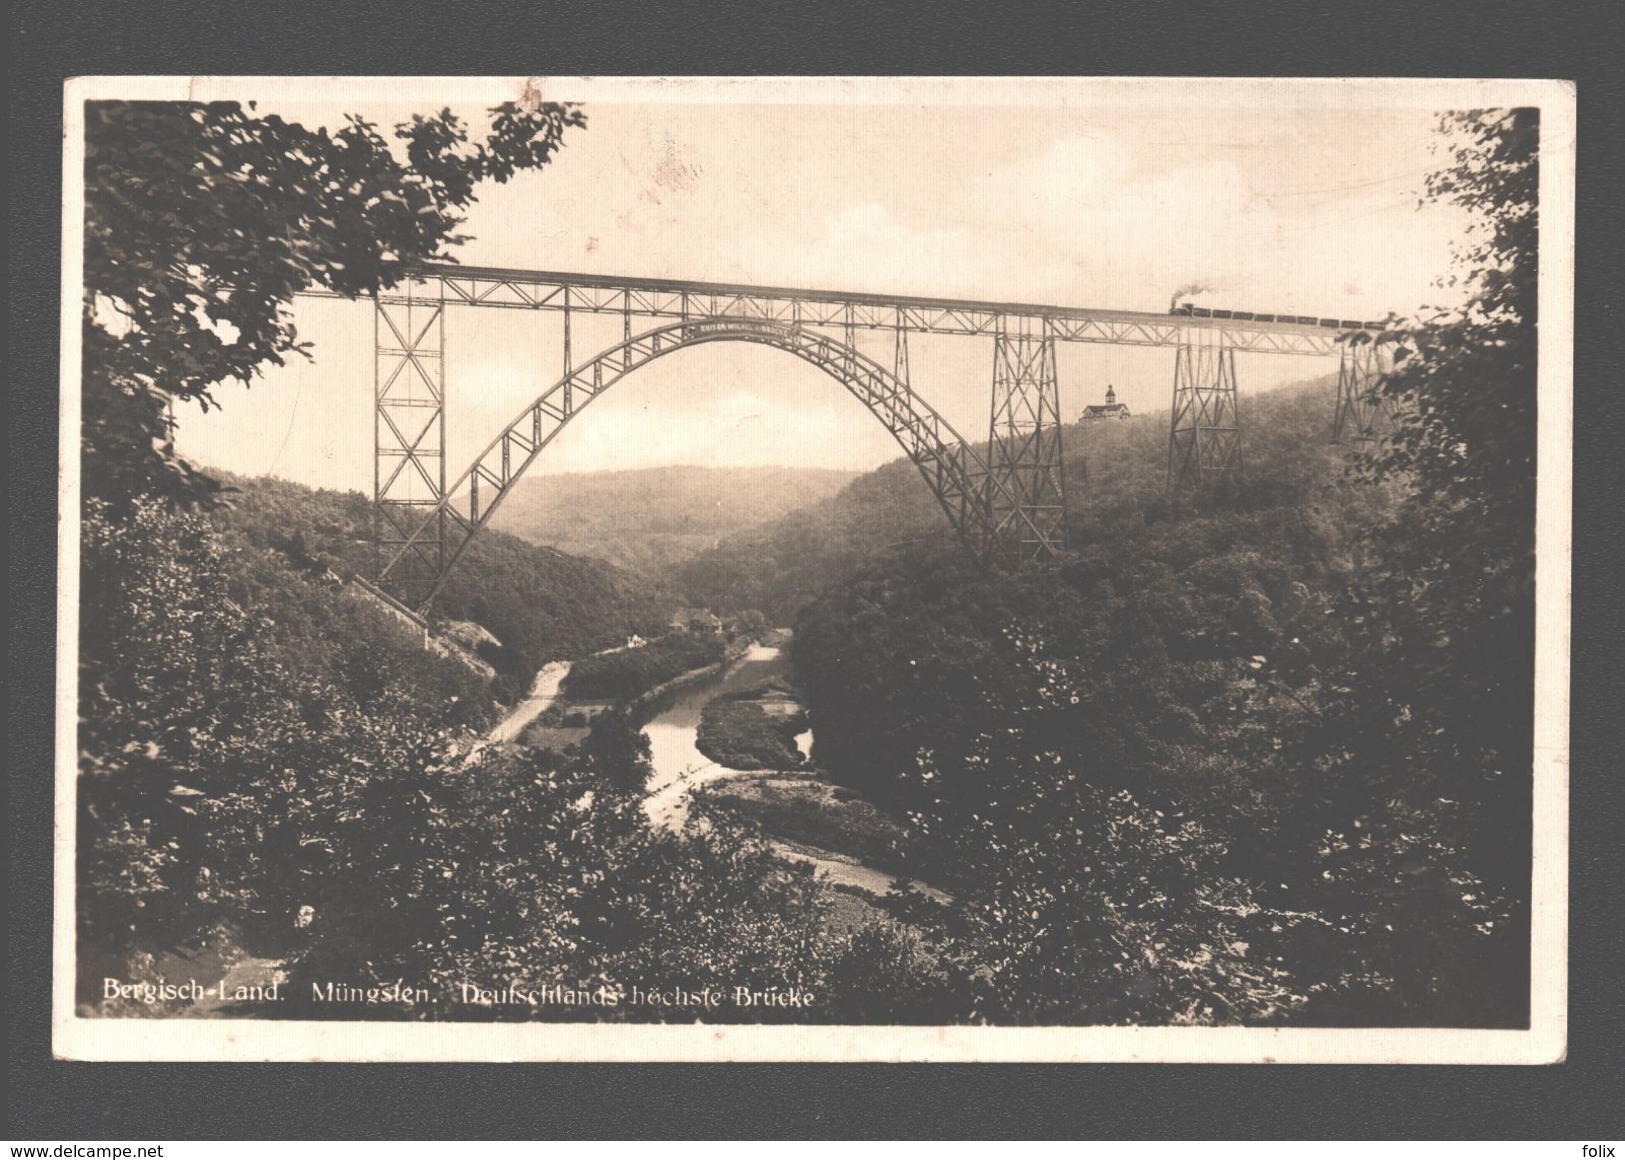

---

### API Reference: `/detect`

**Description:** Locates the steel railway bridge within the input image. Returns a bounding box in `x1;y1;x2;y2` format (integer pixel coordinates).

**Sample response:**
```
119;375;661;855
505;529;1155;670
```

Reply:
340;263;1395;613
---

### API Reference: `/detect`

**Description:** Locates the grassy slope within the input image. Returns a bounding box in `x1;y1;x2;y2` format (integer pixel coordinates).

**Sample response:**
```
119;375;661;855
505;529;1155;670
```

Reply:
701;774;917;871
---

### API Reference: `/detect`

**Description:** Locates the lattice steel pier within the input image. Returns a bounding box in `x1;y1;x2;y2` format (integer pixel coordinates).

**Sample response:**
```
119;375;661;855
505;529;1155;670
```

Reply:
1168;332;1242;493
986;325;1067;559
373;288;447;612
1332;336;1398;446
302;264;1371;613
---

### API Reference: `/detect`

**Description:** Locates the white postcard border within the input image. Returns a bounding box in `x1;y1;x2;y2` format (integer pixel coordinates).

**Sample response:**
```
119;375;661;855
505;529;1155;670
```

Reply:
53;75;1574;1064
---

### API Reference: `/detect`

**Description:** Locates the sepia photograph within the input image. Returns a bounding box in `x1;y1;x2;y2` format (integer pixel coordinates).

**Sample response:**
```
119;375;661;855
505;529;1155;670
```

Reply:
54;75;1572;1063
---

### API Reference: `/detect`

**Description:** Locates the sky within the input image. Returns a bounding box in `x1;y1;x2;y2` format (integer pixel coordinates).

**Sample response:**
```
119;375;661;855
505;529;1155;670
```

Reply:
170;80;1480;492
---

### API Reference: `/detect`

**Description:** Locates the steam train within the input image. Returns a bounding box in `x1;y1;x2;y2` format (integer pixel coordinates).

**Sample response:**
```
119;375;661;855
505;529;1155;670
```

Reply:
1169;302;1387;330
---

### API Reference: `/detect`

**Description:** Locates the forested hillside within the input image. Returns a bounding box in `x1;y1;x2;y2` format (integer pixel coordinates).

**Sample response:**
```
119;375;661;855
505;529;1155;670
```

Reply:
794;380;1357;808
675;379;1347;625
489;465;858;576
74;99;903;1026
675;457;949;623
78;492;865;1019
788;362;1533;1025
216;475;678;699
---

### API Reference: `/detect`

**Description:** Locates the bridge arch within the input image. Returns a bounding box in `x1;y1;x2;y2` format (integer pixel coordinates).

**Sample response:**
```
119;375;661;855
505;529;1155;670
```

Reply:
377;318;1035;611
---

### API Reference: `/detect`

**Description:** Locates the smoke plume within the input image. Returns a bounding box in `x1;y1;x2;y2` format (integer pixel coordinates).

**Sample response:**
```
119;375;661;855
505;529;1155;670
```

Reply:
1169;281;1219;312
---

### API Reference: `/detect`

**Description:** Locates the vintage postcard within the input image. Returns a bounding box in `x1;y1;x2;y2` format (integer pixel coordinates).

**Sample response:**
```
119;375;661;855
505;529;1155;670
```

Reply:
55;75;1572;1062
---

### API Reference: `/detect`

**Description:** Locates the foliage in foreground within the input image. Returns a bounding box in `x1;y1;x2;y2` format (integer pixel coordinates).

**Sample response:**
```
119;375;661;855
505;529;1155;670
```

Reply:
76;105;1541;1029
280;733;841;1023
77;497;491;990
71;94;956;1026
82;98;585;508
76;500;925;1022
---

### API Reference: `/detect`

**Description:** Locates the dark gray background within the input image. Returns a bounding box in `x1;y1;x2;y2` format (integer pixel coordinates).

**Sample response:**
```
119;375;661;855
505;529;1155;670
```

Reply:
9;0;1623;1139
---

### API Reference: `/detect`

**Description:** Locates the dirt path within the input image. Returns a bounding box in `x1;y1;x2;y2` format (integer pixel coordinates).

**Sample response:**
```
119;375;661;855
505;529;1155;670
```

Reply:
487;659;572;743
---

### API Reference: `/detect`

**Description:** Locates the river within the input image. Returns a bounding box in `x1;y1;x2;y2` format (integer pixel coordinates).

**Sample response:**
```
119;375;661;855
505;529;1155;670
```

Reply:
641;643;803;829
498;641;946;900
636;644;950;900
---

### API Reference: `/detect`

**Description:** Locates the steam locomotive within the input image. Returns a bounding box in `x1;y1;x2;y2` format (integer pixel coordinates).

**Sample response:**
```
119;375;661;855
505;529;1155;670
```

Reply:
1169;302;1387;330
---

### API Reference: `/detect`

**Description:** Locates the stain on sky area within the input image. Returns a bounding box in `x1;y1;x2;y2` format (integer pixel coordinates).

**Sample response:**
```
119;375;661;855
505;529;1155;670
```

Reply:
516;76;544;112
655;130;701;189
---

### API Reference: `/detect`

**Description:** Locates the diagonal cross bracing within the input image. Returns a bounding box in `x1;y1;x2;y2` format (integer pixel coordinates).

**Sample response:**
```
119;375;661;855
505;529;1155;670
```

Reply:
375;319;1036;611
314;263;1349;355
341;264;1385;610
374;295;447;603
985;327;1067;560
1168;332;1242;493
1332;335;1400;446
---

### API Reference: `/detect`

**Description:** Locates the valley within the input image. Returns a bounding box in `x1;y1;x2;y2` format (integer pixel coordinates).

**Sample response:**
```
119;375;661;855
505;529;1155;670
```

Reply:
487;464;859;577
78;372;1536;1029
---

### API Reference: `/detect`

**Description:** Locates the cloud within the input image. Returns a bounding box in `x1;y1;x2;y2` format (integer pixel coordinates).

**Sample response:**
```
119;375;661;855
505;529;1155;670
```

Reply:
176;101;1482;493
981;134;1463;317
1009;132;1132;219
759;203;986;296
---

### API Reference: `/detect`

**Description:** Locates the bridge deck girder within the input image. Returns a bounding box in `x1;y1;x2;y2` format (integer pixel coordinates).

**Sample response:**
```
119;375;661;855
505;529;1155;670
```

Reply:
350;265;1386;610
309;263;1351;356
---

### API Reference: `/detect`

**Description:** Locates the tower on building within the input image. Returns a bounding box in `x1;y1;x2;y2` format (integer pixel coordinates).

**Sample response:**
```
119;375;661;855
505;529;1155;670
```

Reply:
1082;384;1131;421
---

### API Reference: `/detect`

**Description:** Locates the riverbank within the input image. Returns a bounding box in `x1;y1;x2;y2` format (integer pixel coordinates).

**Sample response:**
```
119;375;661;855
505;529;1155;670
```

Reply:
698;773;904;866
573;633;949;911
638;640;789;830
766;839;950;905
694;682;809;769
626;634;755;715
695;773;953;904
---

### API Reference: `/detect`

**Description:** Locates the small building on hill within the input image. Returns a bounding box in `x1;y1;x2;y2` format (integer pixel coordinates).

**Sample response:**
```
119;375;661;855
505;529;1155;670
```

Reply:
671;608;723;634
1082;384;1131;421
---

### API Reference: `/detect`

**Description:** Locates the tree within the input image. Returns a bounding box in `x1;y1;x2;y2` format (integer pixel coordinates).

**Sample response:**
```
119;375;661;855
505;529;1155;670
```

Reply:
82;98;586;506
1302;108;1541;1022
75;496;472;996
1359;107;1537;657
